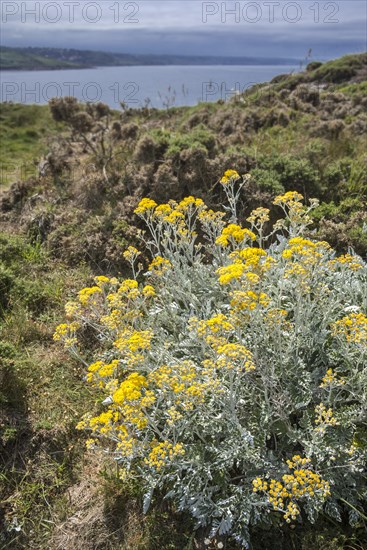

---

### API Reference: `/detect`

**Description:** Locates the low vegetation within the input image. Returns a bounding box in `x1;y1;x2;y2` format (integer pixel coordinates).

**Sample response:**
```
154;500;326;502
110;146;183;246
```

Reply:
0;103;63;186
0;53;366;549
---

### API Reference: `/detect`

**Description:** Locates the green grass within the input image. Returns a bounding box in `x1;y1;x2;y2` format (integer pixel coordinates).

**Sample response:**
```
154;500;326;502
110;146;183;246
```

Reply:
0;48;82;70
0;103;63;187
0;52;366;548
0;231;94;547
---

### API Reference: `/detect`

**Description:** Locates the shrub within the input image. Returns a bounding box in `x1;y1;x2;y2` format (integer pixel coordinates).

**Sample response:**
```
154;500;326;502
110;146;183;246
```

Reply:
257;155;321;197
55;173;367;547
0;267;15;313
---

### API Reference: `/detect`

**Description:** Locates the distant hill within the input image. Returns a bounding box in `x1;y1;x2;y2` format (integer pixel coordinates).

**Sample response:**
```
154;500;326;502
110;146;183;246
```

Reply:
0;46;300;71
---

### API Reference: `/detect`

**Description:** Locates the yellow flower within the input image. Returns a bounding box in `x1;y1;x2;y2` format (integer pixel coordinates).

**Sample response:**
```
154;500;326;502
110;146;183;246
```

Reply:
78;286;102;305
273;191;304;206
144;441;185;470
176;196;205;212
220;169;240;184
253;456;330;522
134;198;157;215
114;329;153;353
215;224;256;247
113;372;147;405
320;368;345;388
332;313;367;345
154;204;172;217
53;323;68;341
148;256;172;276
329;253;363;271
94;275;110;286
216;263;245;285
123;246;141;263
314;403;339;429
247;207;270;225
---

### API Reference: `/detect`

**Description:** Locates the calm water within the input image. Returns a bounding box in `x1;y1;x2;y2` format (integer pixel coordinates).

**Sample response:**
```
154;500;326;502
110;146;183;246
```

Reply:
0;65;296;108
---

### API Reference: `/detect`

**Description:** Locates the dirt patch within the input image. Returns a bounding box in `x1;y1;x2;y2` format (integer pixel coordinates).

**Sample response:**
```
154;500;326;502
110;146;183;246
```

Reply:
50;458;113;550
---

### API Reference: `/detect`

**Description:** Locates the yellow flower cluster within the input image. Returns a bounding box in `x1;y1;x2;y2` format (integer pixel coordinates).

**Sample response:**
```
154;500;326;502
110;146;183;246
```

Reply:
162;210;185;225
230;290;269;312
64;301;81;318
148;255;172;276
273;191;304;206
53;321;80;347
112;373;153;430
273;192;317;228
114;329;153;354
314;403;339;432
94;275;112;286
78;286;102;305
102;282;155;325
216;224;256;247
216;342;255;372
123;246;141;263
176;196;205;212
265;308;291;330
319;368;345;388
247;207;270;226
153;203;172;217
144;441;185;470
190;315;255;373
253;455;331;522
115;426;136;458
332;313;367;345
98;280;156;332
194;314;234;337
113;373;147;405
220;169;240;184
86;359;119;385
216;247;269;285
329;253;364;271
134;198;157;215
135;196;206;238
111;278;139;301
148;360;218;410
216;263;246;285
142;284;156;297
198;208;226;225
282;237;330;261
53;323;69;340
281;237;331;291
230;247;267;266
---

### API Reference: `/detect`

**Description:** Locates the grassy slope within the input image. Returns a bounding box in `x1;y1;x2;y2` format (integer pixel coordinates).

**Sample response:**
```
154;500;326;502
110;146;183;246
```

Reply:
0;48;83;70
0;103;63;187
1;46;298;70
0;52;367;549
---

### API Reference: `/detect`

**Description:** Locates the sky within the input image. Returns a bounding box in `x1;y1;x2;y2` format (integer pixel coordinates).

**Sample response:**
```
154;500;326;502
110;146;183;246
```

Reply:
1;0;366;60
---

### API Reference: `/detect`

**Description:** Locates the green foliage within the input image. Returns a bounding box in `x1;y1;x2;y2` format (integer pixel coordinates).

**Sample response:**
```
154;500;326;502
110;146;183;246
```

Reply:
255;154;321;196
165;125;217;157
249;167;284;195
0;266;15;313
1;52;367;548
58;183;367;548
0;231;95;548
0;103;63;186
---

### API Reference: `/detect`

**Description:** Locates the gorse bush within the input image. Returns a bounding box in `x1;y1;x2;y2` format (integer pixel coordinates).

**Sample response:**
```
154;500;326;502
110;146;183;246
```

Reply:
55;171;367;547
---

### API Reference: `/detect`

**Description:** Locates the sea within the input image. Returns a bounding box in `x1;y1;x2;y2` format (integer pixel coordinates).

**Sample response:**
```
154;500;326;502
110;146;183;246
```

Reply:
0;64;297;109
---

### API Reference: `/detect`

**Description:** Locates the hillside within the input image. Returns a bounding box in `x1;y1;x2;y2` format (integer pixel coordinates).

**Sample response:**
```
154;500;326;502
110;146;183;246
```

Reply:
0;46;299;71
0;53;367;550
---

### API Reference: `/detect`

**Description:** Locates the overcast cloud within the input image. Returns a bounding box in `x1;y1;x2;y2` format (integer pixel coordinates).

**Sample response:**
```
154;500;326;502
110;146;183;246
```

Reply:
1;1;366;59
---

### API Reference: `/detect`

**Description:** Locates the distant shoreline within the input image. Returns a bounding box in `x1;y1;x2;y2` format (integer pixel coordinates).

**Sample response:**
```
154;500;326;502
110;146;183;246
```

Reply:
0;63;298;73
0;45;301;72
